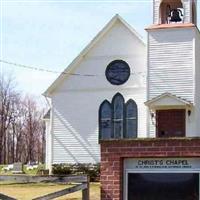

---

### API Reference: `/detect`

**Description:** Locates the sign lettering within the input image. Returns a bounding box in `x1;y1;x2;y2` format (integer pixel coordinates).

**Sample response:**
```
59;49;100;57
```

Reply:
136;159;191;169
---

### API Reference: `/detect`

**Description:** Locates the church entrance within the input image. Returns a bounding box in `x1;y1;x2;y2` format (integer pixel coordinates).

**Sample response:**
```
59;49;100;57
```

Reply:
128;173;199;200
156;109;185;137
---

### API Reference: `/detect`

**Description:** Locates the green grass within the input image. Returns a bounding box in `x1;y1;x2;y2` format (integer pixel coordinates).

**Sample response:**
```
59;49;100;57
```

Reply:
0;182;100;200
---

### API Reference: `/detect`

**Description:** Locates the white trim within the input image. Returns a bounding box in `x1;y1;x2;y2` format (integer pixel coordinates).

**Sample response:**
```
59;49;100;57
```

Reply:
146;31;150;137
49;105;53;174
193;32;196;106
145;92;193;109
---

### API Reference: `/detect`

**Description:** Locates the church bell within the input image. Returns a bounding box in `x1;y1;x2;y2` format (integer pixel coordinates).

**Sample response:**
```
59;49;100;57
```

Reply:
170;9;183;23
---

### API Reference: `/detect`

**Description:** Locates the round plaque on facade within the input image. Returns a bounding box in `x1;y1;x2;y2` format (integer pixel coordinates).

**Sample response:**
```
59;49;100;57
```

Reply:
105;60;130;85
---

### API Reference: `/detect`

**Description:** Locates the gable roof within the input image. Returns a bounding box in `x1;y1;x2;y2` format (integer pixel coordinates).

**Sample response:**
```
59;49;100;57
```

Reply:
43;14;145;97
145;92;193;108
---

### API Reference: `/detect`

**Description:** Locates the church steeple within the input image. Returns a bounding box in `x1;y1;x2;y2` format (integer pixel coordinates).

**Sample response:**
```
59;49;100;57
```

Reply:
146;0;200;138
153;0;197;25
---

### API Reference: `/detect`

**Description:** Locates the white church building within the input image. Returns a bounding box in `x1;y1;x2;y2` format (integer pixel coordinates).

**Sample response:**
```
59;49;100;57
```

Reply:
43;14;147;170
44;2;200;195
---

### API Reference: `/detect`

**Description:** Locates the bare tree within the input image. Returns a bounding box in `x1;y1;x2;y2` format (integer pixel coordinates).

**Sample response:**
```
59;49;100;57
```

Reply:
22;96;45;164
0;73;46;164
0;74;18;164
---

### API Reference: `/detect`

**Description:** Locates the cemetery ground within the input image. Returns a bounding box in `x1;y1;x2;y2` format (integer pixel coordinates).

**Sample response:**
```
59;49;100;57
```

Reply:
0;182;100;200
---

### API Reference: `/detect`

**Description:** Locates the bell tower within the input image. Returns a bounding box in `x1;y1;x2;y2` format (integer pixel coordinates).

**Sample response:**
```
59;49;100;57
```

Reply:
154;0;197;25
146;0;200;138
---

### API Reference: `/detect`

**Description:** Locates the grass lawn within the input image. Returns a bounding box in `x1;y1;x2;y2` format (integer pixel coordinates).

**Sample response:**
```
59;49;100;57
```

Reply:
0;182;100;200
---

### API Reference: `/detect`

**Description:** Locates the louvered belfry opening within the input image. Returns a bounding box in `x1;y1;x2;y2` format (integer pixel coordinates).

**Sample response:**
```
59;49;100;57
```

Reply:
160;0;183;24
156;109;185;137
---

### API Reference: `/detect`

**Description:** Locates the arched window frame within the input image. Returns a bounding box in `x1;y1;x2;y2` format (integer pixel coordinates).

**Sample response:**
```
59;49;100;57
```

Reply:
111;93;125;139
124;99;138;138
99;93;138;140
99;100;112;140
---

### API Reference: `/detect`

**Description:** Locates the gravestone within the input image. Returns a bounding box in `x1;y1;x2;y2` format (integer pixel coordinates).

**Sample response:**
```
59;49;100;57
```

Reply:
12;162;24;174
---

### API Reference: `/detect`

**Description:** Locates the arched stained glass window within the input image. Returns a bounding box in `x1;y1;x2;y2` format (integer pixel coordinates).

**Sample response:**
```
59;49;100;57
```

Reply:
125;100;138;138
99;100;112;140
99;93;138;140
112;93;125;139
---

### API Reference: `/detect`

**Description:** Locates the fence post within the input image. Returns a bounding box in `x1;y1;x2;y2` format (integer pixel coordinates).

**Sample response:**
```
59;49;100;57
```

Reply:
82;176;90;200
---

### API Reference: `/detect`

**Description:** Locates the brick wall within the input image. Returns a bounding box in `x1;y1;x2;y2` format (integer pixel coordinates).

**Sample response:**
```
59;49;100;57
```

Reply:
100;138;200;200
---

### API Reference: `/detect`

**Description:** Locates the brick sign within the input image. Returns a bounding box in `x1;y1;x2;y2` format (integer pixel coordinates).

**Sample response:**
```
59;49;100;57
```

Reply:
124;158;200;171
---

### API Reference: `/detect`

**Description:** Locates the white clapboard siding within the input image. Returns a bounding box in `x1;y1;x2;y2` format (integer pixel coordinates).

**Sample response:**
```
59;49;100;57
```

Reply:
52;93;100;164
148;28;194;102
147;27;195;137
52;89;146;164
50;19;147;164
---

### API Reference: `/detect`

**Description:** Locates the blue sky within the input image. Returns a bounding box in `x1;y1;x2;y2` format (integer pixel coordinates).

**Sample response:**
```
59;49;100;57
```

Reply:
1;0;200;104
